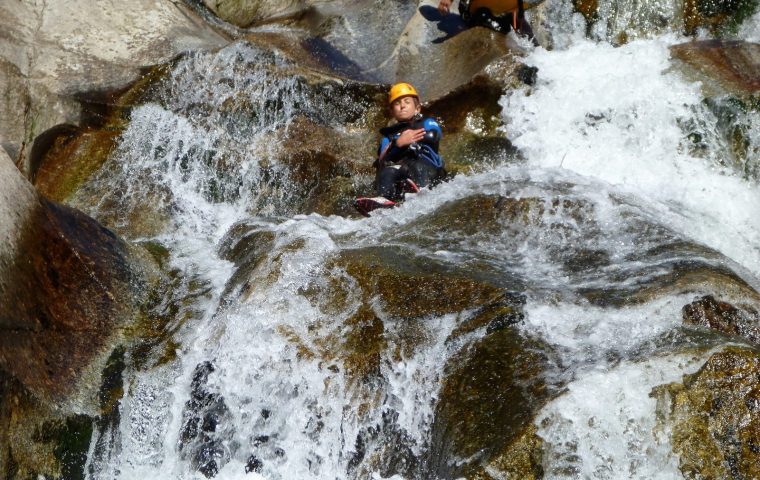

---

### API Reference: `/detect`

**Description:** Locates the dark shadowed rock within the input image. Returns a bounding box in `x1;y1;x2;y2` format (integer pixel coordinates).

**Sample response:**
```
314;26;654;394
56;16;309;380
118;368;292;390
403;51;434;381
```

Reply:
682;295;760;344
652;348;760;480
180;361;234;477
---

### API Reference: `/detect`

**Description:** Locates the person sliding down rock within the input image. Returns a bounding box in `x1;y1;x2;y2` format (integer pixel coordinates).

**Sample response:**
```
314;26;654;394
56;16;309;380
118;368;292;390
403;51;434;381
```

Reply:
354;83;445;217
437;0;538;44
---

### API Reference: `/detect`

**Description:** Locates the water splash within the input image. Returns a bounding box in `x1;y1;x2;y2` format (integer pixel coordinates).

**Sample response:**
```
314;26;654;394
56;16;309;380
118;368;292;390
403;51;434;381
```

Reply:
502;36;760;281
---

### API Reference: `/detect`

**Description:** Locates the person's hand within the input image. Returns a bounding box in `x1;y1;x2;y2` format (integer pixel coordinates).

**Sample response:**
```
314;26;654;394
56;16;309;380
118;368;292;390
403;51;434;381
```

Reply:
438;0;452;15
396;129;426;148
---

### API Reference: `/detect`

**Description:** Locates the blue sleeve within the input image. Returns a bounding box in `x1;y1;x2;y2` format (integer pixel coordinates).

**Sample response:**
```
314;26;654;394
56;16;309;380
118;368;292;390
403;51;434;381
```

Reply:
380;136;391;154
378;135;404;163
422;118;442;144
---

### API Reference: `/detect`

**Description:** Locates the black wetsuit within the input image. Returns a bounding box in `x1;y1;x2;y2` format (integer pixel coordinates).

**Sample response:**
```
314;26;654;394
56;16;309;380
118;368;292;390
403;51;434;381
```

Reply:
375;115;445;202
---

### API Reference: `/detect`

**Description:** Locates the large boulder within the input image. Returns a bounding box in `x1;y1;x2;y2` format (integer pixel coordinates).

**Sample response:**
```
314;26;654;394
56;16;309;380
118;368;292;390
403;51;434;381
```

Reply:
0;0;228;176
0;149;154;404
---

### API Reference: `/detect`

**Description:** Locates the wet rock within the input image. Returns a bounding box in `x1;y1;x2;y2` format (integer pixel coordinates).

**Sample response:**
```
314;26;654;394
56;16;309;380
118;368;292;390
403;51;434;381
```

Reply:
670;40;760;97
0;149;153;403
274;116;379;217
348;409;419;479
245;455;264;473
0;0;227;177
570;0;758;43
204;0;309;28
682;295;760;344
683;0;760;36
0;379;94;480
0;146;164;479
573;0;599;21
33;64;171;204
583;259;760;308
429;324;553;479
652;347;760;480
466;424;545;480
179;361;234;477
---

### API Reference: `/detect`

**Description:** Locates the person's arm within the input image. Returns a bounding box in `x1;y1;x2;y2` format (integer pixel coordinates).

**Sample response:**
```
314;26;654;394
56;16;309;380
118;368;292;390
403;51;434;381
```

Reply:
378;135;405;165
438;0;452;15
381;130;425;160
420;118;442;150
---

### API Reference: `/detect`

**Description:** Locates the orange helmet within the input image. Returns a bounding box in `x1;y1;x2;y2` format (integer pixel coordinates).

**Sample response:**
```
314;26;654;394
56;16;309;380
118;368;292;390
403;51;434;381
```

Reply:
388;83;419;105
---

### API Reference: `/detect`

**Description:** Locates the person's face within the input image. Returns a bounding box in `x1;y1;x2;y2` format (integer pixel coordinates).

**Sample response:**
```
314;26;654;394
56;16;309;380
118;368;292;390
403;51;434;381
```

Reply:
390;96;420;122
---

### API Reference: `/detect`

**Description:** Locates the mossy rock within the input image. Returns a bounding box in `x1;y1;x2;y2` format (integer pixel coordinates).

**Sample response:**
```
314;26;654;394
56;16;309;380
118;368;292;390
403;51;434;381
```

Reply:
652;347;760;480
0;373;94;480
683;0;759;36
429;325;552;479
33;64;170;203
467;424;545;480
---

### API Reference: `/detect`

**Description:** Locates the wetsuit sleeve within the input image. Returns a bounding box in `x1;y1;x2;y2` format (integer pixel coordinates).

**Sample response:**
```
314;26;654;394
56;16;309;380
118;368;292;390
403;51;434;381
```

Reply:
421;118;442;151
378;135;405;164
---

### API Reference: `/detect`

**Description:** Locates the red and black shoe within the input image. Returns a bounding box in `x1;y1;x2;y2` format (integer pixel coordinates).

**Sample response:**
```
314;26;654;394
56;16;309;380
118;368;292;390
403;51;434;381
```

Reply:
353;196;396;217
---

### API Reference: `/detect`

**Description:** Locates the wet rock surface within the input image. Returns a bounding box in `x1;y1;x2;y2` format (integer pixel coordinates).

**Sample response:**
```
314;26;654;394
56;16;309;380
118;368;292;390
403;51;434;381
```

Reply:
682;295;760;344
652;347;760;480
569;0;759;41
0;147;162;479
0;150;149;402
467;424;545;480
671;40;760;96
430;327;553;479
180;361;234;477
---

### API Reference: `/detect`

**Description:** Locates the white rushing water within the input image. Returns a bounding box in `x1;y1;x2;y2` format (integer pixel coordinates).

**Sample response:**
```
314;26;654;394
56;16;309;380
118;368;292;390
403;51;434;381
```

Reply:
500;8;760;478
84;3;760;480
502;36;760;279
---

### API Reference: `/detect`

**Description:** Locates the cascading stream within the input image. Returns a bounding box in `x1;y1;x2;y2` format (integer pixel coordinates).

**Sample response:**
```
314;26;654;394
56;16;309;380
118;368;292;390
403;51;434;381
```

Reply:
83;3;760;480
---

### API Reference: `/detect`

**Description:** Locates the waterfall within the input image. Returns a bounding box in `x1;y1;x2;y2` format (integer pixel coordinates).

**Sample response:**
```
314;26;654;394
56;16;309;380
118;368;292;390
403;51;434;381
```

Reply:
81;2;760;479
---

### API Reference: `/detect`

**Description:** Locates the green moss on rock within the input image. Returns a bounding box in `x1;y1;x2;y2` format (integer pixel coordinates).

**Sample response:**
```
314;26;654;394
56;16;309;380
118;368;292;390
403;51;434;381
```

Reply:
34;416;93;480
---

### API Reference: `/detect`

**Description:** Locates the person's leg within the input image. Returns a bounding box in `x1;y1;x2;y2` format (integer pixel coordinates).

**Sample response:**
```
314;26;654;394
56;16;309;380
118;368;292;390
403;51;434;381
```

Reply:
516;13;535;40
376;165;407;201
402;159;444;189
